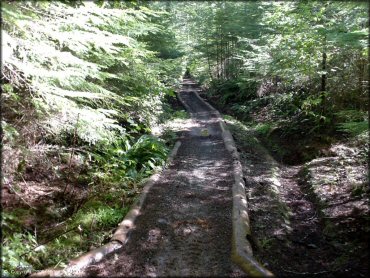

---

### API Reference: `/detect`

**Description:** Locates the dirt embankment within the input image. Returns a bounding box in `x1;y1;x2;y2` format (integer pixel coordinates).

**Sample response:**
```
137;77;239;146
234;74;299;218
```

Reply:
195;82;368;277
220;115;368;277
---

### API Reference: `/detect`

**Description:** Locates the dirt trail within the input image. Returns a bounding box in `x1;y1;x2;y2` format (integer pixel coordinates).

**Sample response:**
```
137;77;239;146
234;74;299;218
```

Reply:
82;79;246;277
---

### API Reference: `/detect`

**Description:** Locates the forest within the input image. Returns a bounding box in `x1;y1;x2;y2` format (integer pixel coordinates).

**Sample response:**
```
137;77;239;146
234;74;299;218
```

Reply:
1;1;368;277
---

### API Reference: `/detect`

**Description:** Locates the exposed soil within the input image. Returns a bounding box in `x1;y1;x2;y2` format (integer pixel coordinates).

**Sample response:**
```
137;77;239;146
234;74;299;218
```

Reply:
246;159;369;277
6;78;367;277
78;79;246;277
1;143;89;232
201;90;369;277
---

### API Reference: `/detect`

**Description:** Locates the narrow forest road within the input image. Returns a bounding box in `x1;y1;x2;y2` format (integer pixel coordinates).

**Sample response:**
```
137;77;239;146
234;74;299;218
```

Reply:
80;79;246;277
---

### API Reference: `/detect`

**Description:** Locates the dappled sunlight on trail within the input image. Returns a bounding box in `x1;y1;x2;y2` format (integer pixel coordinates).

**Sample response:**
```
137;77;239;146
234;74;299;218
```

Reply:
79;79;246;277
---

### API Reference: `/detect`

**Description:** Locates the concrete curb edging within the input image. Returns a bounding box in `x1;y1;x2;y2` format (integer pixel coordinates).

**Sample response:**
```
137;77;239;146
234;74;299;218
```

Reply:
191;89;273;276
31;141;182;277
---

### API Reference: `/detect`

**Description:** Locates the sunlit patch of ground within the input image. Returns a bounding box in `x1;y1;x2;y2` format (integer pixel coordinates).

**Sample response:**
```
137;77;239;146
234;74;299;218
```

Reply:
152;117;195;137
224;115;369;277
78;80;245;277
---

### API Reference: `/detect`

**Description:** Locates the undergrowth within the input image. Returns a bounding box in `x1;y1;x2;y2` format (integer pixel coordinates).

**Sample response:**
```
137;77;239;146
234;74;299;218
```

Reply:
205;78;368;165
1;100;187;276
1;2;187;276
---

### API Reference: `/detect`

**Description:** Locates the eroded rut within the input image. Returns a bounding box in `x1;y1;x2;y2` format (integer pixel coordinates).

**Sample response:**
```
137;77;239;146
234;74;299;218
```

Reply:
82;79;246;277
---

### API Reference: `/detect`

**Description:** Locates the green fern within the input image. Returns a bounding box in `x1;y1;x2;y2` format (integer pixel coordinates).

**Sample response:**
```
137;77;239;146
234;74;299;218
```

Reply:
337;121;368;136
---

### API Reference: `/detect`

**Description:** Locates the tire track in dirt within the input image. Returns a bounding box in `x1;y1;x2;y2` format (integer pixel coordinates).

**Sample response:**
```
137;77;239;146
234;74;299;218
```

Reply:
80;79;246;277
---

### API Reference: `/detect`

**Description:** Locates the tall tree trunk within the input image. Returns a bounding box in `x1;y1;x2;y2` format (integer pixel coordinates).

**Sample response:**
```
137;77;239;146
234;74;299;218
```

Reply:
321;51;327;92
216;28;220;79
224;39;227;79
357;53;365;94
205;38;213;80
233;38;239;79
226;39;230;79
220;32;224;79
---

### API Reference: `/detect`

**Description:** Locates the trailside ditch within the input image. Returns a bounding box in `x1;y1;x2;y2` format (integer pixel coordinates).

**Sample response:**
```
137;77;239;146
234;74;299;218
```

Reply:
198;89;369;277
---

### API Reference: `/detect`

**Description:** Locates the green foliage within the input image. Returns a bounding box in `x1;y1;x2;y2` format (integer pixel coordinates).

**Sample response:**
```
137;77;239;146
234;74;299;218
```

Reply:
2;1;368;275
271;92;301;118
1;2;184;275
228;96;269;121
2;121;19;144
260;237;274;250
255;123;275;137
1;200;130;275
209;79;259;117
2;232;37;276
73;200;129;229
171;110;189;120
335;110;368;136
91;135;168;185
335;110;366;123
337;121;368;136
2;1;185;147
351;183;368;198
2;212;38;276
179;1;368;139
126;135;168;172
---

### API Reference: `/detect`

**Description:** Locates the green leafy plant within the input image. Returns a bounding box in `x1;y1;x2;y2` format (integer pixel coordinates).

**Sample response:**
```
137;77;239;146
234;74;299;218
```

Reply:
337;121;368;136
126;135;168;173
73;200;129;229
1;2;183;275
2;233;38;276
91;135;168;186
260;237;274;250
335;110;368;136
2;212;40;276
254;122;275;137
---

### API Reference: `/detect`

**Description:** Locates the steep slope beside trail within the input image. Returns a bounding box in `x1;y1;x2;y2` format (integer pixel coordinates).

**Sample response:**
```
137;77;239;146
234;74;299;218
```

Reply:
76;79;246;277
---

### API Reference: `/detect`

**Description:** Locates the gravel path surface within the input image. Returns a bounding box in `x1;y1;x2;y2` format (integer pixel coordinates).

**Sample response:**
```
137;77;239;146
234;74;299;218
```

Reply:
82;79;246;277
